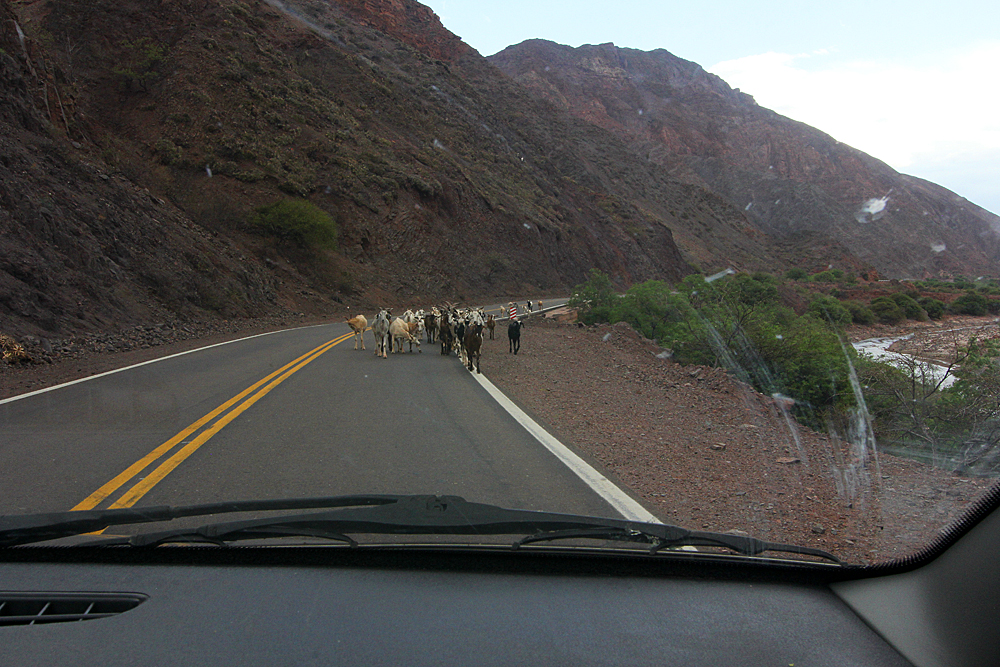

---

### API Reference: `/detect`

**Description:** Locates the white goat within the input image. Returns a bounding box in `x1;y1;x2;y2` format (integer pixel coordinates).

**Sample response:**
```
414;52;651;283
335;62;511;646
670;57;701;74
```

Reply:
371;309;392;358
390;317;421;354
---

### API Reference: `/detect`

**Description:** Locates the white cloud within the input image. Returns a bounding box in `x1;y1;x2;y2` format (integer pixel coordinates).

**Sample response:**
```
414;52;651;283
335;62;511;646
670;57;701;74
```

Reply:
708;42;1000;213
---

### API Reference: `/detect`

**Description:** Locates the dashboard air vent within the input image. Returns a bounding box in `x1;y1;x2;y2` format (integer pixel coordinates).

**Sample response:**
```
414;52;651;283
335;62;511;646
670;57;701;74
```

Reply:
0;592;147;626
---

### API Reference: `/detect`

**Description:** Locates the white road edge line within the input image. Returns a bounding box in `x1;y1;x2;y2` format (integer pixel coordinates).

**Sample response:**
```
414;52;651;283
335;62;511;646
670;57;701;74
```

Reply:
0;324;331;406
471;372;661;524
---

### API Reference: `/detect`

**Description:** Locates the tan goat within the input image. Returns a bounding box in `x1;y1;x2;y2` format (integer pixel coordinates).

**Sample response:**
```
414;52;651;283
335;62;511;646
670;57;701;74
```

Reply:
346;314;367;350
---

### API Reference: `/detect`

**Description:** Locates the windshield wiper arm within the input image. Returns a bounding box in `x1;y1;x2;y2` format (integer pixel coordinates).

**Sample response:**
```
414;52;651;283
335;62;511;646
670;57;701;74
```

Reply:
0;495;401;547
1;494;839;563
80;495;693;548
51;495;839;563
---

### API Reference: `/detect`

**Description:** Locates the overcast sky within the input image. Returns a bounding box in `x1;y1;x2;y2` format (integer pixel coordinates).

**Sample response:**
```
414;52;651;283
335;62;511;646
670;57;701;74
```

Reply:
421;0;1000;216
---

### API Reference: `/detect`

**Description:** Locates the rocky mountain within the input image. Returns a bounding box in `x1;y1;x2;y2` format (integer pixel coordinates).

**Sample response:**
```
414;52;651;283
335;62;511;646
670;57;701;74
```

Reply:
4;0;747;338
489;40;1000;279
2;0;997;342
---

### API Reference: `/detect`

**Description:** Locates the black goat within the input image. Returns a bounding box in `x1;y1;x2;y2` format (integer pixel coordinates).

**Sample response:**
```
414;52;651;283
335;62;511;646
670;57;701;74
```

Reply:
508;320;522;354
464;323;484;373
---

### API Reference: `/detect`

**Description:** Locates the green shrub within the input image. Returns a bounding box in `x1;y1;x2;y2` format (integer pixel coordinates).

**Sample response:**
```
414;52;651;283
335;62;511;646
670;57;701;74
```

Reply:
870;296;905;324
890;293;929;321
608;280;684;343
113;38;167;91
844;300;876;325
807;295;851;327
153;138;183;166
784;268;808;281
569;269;618;324
918;297;946;320
950;291;989;316
751;271;778;283
810;268;844;283
759;315;854;412
568;271;858;423
248;199;338;250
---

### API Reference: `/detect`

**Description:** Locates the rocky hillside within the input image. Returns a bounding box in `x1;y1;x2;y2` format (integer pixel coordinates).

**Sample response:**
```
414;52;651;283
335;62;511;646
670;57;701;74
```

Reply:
3;0;997;343
1;0;280;338
489;40;1000;279
4;0;735;339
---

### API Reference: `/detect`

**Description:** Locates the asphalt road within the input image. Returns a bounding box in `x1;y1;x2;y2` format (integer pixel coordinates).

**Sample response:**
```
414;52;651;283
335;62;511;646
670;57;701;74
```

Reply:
0;299;642;528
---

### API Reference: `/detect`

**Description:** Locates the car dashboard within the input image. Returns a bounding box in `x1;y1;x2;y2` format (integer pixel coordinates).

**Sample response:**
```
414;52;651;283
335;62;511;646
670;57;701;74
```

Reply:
0;547;933;666
3;488;998;667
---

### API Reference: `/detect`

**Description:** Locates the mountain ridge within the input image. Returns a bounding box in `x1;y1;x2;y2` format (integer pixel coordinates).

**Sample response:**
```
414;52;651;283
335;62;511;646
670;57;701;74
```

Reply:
488;39;1000;278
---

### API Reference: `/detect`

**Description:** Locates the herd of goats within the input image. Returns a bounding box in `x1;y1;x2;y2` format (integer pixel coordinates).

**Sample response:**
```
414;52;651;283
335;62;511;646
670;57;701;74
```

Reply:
344;305;524;374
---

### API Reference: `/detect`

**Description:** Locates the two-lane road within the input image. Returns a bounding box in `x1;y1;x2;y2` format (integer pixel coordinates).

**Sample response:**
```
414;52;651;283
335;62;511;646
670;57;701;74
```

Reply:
1;301;646;529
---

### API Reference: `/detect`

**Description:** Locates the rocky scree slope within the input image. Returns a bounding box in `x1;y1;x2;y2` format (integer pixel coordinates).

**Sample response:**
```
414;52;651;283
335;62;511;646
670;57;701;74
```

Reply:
1;0;282;339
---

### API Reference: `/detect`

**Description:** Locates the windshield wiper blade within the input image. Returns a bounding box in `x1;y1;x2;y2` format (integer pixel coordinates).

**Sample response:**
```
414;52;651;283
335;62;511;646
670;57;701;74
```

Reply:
513;526;840;563
56;495;839;563
108;524;361;549
650;530;841;562
0;495;402;547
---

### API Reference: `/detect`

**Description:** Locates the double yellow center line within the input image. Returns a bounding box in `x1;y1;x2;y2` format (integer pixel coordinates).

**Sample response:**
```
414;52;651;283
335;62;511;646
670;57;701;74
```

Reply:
72;331;355;512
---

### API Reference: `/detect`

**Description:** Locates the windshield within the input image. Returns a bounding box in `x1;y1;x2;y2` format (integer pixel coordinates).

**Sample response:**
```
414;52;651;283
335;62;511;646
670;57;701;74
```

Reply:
1;0;998;567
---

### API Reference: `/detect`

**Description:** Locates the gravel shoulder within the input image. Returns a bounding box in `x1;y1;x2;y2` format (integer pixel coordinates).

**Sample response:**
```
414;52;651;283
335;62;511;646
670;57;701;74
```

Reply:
481;312;996;565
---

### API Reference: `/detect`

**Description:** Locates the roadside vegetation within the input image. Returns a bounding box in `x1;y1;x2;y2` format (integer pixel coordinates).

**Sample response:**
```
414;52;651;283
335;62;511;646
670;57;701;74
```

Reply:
248;199;339;250
570;269;1000;473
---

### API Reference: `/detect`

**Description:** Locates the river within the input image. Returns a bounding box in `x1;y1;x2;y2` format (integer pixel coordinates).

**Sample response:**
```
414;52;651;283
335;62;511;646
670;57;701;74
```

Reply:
852;335;958;389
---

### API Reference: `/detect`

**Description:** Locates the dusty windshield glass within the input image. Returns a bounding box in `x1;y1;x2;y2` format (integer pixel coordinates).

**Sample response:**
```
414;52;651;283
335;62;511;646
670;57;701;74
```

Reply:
0;0;997;565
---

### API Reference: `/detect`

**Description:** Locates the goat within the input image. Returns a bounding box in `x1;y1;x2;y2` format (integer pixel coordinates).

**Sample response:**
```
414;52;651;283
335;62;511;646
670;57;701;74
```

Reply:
486;314;496;340
454;317;467;364
371;309;392;358
508;320;522;354
390;317;420;354
464;322;484;373
424;309;439;344
407;319;424;352
345;314;367;351
438;312;454;355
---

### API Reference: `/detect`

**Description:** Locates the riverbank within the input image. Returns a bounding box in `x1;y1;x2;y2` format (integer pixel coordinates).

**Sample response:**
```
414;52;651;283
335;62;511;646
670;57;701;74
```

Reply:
847;315;1000;362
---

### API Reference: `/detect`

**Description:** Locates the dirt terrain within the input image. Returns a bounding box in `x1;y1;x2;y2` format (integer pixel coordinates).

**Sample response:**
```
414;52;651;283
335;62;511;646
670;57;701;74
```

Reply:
885;318;1000;363
3;309;996;565
483;311;997;565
